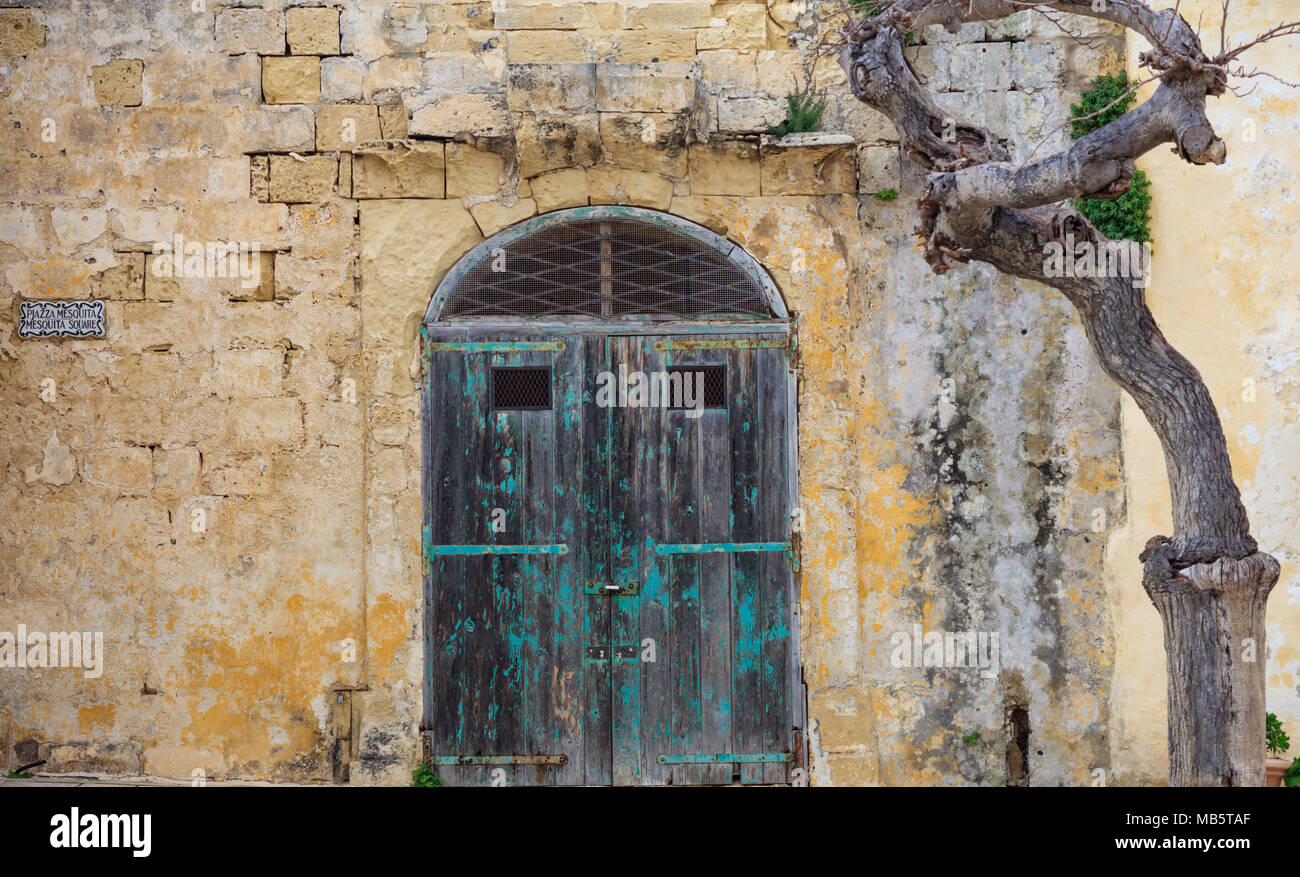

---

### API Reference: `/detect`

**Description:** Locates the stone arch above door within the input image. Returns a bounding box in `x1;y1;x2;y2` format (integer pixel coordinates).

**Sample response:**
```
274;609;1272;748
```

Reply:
423;206;788;325
356;191;860;787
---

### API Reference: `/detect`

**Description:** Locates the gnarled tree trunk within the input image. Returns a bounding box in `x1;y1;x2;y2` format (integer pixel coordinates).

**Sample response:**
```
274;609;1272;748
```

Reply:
838;0;1283;785
1145;552;1277;784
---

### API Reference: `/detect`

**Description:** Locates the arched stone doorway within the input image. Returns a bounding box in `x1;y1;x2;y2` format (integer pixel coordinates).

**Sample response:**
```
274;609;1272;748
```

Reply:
420;206;803;785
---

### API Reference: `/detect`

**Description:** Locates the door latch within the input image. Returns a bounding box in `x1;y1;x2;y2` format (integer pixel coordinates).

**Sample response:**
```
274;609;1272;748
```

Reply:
585;644;641;662
584;580;639;596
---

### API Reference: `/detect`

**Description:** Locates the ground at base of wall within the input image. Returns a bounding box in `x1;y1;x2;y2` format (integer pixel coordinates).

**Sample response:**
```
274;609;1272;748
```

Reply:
0;775;316;787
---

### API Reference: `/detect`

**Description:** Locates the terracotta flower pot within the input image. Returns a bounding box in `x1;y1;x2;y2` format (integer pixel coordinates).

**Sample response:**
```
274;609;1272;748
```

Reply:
1266;758;1291;787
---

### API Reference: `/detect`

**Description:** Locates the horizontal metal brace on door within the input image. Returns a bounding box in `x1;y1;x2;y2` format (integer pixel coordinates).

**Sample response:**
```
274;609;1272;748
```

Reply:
654;541;790;555
425;341;565;353
584;580;639;596
656;753;792;765
431;755;568;766
428;543;569;556
651;338;786;352
421;527;567;573
654;540;798;571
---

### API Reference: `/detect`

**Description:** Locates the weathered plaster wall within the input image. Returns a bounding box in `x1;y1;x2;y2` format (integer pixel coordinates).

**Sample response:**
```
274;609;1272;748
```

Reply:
1106;0;1300;784
804;11;1129;785
1;0;1145;785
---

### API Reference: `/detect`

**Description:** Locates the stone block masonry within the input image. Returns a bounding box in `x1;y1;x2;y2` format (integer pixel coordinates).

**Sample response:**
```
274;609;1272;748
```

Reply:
0;0;1207;792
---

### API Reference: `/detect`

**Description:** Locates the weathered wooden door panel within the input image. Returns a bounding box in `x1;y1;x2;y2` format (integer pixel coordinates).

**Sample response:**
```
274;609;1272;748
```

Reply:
424;328;799;785
580;333;614;786
423;331;586;786
605;333;796;785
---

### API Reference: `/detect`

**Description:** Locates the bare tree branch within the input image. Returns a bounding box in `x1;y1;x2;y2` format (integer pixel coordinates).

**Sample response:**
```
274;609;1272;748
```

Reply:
838;0;1287;553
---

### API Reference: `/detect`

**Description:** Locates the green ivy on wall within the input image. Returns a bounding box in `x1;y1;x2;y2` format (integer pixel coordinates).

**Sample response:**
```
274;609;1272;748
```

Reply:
1069;73;1154;244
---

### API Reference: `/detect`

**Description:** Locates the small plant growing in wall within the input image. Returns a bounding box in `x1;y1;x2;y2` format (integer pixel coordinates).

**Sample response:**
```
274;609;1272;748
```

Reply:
411;759;443;787
5;759;43;780
874;188;900;202
961;731;981;745
769;92;828;137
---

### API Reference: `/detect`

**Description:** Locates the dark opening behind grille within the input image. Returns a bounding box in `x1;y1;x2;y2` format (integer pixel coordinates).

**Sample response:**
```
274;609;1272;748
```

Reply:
492;367;552;410
443;219;772;319
668;365;726;409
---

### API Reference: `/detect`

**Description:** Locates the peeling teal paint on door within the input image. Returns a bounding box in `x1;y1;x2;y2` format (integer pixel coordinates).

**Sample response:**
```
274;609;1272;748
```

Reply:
423;329;802;785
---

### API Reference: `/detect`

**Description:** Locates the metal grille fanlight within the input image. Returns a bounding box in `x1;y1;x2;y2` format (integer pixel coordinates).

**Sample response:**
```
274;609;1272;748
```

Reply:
442;218;774;319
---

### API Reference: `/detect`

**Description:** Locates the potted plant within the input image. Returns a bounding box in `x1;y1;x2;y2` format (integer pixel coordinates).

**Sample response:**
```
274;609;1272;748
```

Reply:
1266;713;1291;787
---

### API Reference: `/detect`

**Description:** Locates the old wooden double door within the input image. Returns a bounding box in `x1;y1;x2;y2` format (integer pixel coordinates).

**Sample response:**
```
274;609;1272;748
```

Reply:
422;327;802;785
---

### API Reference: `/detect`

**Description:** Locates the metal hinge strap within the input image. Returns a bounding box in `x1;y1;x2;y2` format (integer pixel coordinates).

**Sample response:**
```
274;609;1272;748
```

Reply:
426;341;565;353
655;753;791;765
430;755;568;766
427;543;569;556
651;338;786;352
654;541;790;555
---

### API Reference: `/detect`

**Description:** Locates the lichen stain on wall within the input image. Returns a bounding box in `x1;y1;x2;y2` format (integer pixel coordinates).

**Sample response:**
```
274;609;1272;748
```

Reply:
798;181;1127;785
